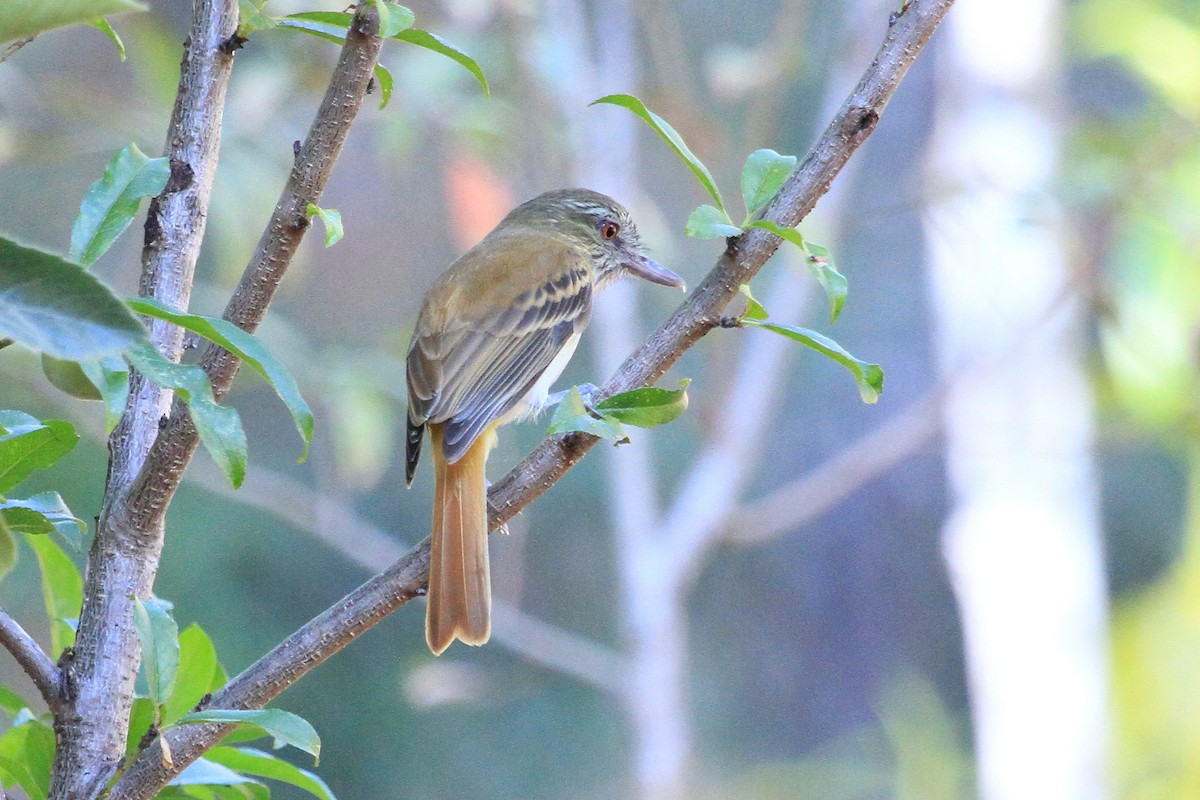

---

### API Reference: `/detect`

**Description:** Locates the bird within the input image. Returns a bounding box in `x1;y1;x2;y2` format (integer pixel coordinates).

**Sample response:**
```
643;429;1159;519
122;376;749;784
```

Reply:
405;188;685;655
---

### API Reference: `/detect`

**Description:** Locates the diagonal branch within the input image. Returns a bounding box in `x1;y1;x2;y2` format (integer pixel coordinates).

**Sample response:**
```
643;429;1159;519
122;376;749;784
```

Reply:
111;0;955;794
0;609;61;710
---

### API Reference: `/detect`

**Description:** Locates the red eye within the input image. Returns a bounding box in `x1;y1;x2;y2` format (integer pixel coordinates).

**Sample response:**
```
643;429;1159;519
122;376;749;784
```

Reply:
600;221;620;240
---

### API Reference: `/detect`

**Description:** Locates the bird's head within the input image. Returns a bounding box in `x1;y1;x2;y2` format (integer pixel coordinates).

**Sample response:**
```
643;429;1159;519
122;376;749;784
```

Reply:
505;188;686;291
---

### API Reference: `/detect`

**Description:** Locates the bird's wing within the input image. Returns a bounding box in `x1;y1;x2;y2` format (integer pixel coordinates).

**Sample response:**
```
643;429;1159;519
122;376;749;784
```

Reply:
407;238;593;470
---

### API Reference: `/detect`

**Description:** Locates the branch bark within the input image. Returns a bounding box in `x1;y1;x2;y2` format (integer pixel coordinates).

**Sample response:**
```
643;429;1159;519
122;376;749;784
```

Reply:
50;2;239;796
0;609;60;710
111;0;955;793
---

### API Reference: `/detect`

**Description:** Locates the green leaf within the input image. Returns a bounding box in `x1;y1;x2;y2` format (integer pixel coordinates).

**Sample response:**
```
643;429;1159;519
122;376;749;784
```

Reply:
305;204;343;248
134;596;179;712
25;534;82;655
749;221;848;322
684;204;741;240
126;696;155;759
745;319;883;403
394;28;490;99
70;143;169;268
373;63;394;109
0;686;30;718
41;354;102;400
176;709;321;764
740;149;797;221
88;16;126;59
0;527;15;583
0;410;79;494
595;380;690;428
737;283;769;321
236;0;276;36
0;236;147;360
0;492;85;549
277;11;352;40
207;747;336;800
591;94;725;214
79;354;131;433
546;387;627;441
371;1;414;37
0;0;146;43
127;298;313;462
170;757;260;787
0;720;54;800
164;624;224;724
124;342;248;488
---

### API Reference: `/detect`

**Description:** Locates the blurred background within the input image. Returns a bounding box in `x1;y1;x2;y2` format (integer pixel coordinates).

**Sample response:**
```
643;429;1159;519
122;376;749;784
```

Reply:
1;0;1197;797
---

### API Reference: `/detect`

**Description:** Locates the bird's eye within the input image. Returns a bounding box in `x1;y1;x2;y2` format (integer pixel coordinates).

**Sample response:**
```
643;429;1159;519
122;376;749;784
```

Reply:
600;220;620;240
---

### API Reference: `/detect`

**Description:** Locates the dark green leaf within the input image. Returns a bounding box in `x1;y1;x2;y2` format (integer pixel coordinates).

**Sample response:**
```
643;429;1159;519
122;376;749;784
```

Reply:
740;149;797;220
0;686;29;718
394;28;490;99
127;299;313;462
0;236;147;360
126;696;155;759
176;709;321;763
164;624;224;724
277;11;351;39
88;17;127;59
373;63;394;109
0;720;53;800
236;0;276;36
684;204;741;240
0;492;85;549
79;354;131;433
0;527;14;582
25;534;81;654
591;94;725;214
0;410;79;494
70;143;169;268
124;342;248;487
744;319;883;403
546;388;627;441
595;380;690;428
305;204;344;248
207;747;336;800
134;596;179;711
0;0;146;43
749;221;848;321
41;354;102;400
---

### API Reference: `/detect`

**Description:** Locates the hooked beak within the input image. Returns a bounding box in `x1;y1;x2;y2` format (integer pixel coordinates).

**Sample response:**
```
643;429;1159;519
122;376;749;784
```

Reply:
626;253;686;291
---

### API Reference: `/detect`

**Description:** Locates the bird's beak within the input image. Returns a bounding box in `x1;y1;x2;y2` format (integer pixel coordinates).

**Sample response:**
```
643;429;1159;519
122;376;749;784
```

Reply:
626;254;686;291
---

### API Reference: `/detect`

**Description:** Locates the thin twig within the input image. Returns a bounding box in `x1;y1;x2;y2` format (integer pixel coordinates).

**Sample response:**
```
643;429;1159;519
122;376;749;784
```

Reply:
0;610;60;709
111;2;955;794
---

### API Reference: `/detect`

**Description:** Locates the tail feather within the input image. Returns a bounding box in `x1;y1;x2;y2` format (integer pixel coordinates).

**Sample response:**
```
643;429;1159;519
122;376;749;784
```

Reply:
426;424;493;655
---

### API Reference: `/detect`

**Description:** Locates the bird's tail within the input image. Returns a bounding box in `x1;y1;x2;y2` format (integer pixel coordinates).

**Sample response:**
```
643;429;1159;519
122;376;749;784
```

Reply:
426;424;495;655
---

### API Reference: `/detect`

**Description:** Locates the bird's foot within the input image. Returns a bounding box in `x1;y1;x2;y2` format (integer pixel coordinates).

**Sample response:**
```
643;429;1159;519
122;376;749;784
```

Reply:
545;382;600;411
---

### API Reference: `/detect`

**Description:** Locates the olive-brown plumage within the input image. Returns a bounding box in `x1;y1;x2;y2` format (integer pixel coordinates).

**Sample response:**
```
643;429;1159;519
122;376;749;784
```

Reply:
406;188;684;655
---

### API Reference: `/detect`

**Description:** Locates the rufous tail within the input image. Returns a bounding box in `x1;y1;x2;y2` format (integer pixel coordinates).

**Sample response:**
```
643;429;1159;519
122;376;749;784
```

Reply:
426;424;494;655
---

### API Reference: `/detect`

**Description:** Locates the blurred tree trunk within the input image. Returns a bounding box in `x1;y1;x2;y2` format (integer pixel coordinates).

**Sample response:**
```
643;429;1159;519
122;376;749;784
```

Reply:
923;0;1111;797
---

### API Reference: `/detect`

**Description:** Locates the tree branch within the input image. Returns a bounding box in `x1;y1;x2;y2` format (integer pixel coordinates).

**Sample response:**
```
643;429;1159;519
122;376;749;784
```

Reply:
0;609;60;710
50;2;239;796
111;0;955;793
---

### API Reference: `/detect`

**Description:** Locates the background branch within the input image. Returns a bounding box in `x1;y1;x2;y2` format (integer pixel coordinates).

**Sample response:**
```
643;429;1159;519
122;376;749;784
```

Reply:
111;0;955;793
0;609;60;710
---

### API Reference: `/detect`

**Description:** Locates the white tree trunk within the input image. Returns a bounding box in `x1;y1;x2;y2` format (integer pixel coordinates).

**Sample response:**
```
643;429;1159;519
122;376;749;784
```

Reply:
924;0;1110;797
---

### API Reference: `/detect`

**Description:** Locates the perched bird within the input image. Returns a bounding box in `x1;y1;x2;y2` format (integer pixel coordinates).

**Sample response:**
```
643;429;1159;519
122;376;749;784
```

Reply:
406;188;685;655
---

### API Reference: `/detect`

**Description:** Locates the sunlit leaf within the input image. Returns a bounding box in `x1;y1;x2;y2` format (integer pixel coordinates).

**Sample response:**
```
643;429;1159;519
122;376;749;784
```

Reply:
236;0;276;36
0;719;53;800
745;319;883;403
749;221;848;321
373;63;394;109
0;237;147;360
176;709;321;764
134;596;180;712
164;624;224;724
394;28;489;98
127;298;313;462
546;387;627;441
169;757;259;787
88;17;126;59
595;380;690;428
207;747;336;800
591;94;726;214
371;1;414;37
305;204;343;248
25;533;82;654
685;204;741;240
124;342;248;488
0;0;146;44
0;410;79;494
740;149;797;220
70;143;169;268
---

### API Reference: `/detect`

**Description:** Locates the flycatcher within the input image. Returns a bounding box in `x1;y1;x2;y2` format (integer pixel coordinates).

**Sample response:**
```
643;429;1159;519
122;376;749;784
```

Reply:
406;188;685;655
